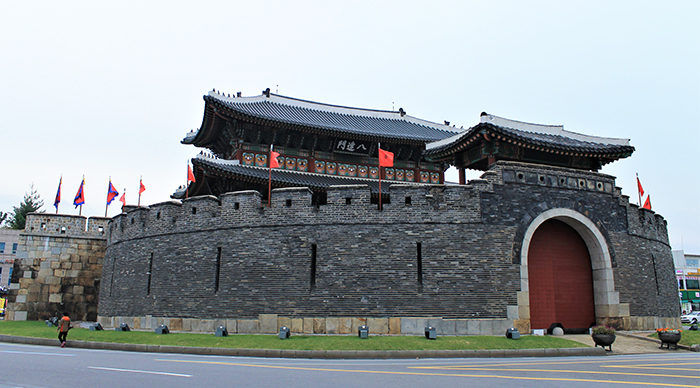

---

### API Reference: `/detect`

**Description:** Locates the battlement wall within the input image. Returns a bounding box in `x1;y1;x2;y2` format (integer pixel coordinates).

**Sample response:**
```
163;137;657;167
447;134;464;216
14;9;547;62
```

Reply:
98;162;676;328
107;182;491;244
109;161;668;249
24;213;110;239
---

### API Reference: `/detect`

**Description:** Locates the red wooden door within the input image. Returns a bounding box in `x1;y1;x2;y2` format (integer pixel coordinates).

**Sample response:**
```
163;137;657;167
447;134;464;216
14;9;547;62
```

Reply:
528;219;596;330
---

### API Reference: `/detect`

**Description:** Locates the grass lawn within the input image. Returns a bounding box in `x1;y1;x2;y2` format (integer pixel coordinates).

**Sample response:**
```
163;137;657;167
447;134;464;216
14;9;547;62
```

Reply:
0;321;589;351
649;330;700;347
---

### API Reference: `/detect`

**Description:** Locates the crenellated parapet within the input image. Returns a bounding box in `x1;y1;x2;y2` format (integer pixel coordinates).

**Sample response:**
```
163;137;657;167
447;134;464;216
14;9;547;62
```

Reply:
625;204;669;246
107;161;669;249
107;182;493;244
24;213;110;239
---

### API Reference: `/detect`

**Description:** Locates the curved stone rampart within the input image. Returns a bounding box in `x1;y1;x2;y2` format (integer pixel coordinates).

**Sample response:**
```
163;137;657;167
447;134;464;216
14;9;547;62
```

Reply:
98;161;678;333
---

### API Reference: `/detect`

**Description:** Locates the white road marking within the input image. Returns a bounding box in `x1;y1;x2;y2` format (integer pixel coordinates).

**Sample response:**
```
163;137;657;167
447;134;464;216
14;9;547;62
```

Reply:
87;366;192;377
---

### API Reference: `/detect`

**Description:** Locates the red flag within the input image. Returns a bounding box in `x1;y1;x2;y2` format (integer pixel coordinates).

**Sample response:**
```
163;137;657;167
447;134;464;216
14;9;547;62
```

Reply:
187;164;196;182
119;192;126;207
270;151;280;168
636;176;644;197
139;179;146;194
643;195;652;210
378;148;394;167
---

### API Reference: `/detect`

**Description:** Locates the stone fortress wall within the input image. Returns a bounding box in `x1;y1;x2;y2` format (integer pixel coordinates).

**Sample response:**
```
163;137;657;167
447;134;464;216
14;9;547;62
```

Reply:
98;161;679;335
6;214;108;321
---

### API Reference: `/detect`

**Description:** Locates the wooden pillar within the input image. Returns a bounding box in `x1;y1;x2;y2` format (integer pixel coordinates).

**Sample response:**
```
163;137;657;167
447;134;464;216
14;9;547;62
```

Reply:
233;148;243;162
458;168;466;185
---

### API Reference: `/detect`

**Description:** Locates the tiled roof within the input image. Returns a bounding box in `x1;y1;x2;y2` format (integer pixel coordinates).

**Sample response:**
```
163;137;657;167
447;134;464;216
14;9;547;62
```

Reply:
426;113;634;158
193;90;461;143
192;155;425;194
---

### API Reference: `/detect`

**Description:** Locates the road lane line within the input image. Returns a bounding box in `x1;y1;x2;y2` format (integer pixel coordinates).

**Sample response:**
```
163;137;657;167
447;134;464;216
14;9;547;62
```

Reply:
410;366;697;379
87;366;192;377
154;359;698;387
411;356;696;369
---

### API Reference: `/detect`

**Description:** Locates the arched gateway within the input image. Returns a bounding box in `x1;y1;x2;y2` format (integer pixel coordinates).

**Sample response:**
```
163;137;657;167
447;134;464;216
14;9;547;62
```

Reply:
528;219;595;330
521;208;620;332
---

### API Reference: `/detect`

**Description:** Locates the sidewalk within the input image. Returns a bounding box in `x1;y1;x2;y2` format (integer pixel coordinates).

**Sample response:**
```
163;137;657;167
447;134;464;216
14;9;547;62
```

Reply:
561;331;695;354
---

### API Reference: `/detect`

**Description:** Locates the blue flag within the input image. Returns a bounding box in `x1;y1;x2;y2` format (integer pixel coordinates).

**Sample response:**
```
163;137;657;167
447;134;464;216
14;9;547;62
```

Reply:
53;177;62;211
107;180;119;205
74;178;85;208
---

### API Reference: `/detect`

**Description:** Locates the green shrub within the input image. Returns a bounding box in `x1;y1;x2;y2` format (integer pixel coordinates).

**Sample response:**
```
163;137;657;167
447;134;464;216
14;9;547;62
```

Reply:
591;325;615;335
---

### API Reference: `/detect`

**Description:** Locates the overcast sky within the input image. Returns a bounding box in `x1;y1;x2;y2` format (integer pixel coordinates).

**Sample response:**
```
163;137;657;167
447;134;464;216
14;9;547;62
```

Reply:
1;1;698;254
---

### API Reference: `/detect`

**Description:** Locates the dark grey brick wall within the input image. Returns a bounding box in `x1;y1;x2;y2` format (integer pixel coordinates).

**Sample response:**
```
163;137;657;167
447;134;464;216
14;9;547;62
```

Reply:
99;161;677;321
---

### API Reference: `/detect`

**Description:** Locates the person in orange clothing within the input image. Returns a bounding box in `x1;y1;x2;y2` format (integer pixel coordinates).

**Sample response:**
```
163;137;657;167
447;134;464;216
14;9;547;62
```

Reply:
57;312;71;348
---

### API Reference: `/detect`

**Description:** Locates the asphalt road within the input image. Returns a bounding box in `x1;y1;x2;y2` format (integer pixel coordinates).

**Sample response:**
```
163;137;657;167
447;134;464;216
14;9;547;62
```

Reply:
1;342;698;388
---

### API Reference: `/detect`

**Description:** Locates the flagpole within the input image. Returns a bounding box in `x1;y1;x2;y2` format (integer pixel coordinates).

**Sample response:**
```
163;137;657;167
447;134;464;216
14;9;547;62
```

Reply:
268;145;273;208
378;142;382;211
138;176;142;206
186;164;189;199
55;175;62;214
79;175;84;216
105;176;110;217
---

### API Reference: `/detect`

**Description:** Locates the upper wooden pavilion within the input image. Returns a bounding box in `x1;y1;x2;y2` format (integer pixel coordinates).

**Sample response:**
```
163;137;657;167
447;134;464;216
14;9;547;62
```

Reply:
177;89;634;200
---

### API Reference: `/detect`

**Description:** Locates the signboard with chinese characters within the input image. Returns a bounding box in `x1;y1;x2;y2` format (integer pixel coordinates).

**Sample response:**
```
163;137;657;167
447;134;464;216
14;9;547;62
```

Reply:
334;139;370;155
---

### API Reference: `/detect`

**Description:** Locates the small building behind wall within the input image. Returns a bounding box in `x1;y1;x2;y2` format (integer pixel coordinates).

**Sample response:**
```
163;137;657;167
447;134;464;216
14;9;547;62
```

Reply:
0;229;20;287
674;250;700;313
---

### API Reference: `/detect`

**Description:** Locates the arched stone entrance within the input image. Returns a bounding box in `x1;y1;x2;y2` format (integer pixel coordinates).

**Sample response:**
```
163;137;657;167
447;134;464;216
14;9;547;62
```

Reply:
519;208;621;332
528;219;595;330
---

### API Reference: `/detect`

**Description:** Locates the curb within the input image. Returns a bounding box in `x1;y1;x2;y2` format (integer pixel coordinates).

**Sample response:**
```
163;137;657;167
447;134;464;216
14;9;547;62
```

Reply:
0;334;607;358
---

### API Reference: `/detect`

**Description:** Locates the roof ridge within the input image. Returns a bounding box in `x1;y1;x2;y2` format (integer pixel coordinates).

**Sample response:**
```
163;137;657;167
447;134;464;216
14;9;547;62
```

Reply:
480;113;630;146
207;90;462;135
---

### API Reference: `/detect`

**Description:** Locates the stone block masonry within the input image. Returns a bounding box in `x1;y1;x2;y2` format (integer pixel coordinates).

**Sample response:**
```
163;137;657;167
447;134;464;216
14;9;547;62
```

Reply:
6;214;108;321
98;161;679;332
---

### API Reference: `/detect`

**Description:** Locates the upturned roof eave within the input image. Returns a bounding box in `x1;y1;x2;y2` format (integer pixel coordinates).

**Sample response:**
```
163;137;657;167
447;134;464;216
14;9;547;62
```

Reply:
424;122;635;160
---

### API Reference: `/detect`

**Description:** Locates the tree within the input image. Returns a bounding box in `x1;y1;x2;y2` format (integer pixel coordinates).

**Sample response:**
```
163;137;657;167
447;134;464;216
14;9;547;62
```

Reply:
0;212;7;226
5;184;44;230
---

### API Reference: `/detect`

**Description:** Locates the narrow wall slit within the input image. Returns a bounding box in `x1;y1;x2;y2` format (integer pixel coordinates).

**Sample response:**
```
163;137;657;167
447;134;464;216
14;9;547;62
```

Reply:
651;254;660;295
146;252;154;295
109;257;117;297
215;247;222;293
417;242;423;288
310;244;317;291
